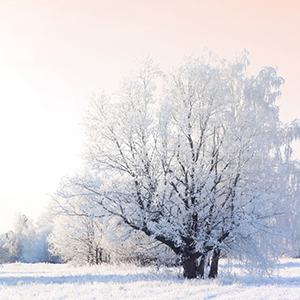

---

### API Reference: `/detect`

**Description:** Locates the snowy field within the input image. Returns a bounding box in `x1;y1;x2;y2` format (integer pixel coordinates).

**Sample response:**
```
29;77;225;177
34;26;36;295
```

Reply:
1;259;300;299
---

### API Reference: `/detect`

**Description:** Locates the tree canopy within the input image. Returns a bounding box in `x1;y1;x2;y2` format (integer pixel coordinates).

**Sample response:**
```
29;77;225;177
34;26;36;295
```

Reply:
57;51;300;279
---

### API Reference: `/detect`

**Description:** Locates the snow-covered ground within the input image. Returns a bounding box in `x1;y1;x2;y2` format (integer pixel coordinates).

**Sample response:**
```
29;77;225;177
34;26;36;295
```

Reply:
0;259;300;299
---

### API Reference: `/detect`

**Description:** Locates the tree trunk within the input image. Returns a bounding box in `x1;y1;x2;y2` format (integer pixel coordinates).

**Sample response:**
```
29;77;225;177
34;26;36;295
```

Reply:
95;247;99;265
182;255;198;279
208;248;220;279
196;255;206;278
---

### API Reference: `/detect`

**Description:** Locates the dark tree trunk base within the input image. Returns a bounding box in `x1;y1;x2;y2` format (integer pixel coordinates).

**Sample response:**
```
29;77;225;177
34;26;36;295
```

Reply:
182;256;198;279
196;255;206;279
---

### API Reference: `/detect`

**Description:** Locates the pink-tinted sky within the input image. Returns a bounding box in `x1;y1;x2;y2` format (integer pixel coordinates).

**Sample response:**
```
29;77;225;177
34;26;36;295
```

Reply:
0;0;299;232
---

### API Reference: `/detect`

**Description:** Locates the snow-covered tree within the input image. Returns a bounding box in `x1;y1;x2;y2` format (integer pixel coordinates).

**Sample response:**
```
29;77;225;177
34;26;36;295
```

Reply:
48;186;112;265
14;213;39;263
0;213;57;263
0;230;22;262
58;52;300;278
49;181;174;266
277;155;300;258
34;209;62;263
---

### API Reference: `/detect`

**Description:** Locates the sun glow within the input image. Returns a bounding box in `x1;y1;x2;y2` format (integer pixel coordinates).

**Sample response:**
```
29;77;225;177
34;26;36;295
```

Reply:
0;0;299;233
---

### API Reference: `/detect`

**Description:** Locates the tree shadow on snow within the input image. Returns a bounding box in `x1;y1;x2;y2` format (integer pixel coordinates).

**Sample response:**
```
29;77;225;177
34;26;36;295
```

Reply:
276;261;300;269
219;267;300;287
0;270;179;286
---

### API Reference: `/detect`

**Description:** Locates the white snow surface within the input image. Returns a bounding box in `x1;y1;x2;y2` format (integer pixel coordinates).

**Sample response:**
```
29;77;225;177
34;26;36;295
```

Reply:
1;259;300;299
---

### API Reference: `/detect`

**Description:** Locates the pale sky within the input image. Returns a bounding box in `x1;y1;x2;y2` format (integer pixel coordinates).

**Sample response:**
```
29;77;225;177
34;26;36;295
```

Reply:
0;0;299;233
